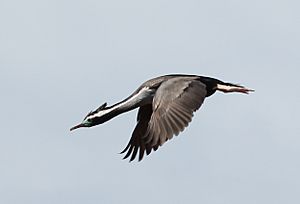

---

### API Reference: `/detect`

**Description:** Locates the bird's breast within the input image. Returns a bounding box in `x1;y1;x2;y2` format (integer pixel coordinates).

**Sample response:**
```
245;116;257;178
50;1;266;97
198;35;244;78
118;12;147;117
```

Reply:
135;86;156;106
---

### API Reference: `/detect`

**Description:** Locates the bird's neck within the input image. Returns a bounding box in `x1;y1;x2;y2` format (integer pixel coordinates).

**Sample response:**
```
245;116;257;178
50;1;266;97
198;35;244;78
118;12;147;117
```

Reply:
96;86;155;122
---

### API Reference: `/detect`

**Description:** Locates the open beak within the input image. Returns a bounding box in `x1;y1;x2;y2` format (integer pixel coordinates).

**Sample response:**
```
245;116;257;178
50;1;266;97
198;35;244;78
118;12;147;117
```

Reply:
70;123;85;131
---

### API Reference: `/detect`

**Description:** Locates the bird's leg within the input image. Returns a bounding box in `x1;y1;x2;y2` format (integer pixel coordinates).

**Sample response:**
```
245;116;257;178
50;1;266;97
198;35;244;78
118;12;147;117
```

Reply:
217;83;254;94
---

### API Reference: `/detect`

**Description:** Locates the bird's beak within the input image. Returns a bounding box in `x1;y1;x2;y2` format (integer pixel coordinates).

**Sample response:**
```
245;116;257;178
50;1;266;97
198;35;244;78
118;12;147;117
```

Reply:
70;123;85;131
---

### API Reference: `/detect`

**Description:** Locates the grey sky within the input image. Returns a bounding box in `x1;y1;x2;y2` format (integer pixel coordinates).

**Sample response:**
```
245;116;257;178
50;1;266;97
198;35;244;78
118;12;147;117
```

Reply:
1;0;299;203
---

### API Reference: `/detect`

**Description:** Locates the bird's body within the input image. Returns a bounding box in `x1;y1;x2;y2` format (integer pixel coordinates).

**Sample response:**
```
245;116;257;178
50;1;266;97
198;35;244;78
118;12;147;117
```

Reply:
70;74;254;161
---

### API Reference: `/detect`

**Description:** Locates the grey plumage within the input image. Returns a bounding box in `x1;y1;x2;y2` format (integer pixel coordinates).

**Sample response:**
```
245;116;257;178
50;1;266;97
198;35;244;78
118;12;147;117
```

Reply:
70;74;254;161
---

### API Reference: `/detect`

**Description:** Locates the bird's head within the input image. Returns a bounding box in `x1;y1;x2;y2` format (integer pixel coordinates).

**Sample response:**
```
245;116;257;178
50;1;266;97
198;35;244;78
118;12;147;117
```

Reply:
70;102;110;131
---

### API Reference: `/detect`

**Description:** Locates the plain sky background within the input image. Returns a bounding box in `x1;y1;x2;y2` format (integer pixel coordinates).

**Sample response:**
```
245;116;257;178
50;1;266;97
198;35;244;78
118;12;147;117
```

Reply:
1;0;299;203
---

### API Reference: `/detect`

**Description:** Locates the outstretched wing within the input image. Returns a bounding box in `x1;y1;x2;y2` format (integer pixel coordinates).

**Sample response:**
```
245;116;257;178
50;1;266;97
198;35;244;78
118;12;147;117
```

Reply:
121;77;207;161
120;104;159;161
144;77;207;146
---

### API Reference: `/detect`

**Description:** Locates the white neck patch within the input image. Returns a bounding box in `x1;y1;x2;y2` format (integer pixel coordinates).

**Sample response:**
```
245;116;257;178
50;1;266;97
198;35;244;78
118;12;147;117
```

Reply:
91;86;151;119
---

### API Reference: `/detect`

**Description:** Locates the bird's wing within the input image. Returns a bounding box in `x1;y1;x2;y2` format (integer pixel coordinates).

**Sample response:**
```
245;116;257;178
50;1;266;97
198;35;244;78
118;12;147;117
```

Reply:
121;77;207;161
144;77;207;147
120;104;159;161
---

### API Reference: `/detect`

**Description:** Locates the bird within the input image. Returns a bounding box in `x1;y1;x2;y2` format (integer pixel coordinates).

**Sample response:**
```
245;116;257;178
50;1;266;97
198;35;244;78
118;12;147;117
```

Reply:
70;74;254;161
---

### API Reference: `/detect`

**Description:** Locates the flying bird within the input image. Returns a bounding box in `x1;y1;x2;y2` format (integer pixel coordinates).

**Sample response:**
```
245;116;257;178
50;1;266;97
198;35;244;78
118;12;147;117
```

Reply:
70;74;254;161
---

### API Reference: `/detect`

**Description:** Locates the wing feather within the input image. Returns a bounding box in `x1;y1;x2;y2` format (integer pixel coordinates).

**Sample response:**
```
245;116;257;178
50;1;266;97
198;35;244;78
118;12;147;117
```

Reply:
145;77;207;148
120;105;153;161
121;77;207;161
